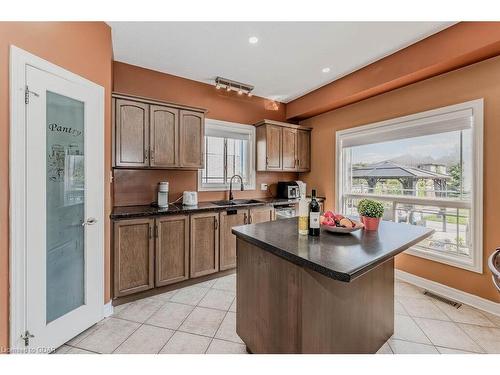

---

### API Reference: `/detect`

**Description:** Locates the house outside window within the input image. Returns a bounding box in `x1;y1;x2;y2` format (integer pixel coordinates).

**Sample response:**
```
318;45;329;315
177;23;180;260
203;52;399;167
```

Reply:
336;100;483;272
199;119;256;191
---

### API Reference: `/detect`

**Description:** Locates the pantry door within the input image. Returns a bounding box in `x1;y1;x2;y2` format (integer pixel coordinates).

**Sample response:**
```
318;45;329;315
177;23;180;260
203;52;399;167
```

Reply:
10;47;104;353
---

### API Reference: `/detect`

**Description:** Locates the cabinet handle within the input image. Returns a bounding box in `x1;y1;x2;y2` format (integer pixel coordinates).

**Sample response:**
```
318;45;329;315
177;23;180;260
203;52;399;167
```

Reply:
149;226;153;239
214;218;218;230
144;149;149;161
243;213;247;224
154;224;158;238
150;149;154;161
266;156;268;166
249;214;252;224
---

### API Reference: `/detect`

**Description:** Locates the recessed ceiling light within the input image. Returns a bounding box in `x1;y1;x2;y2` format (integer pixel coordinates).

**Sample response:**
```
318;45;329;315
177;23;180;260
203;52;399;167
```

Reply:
322;67;331;73
248;36;259;44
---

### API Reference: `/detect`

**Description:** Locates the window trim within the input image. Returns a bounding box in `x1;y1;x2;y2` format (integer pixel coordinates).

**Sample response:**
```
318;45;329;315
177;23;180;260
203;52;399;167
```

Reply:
198;118;256;191
335;99;484;273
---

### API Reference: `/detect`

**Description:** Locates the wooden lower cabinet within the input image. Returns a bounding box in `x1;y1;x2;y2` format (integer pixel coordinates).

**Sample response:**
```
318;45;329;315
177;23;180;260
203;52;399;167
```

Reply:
190;212;220;278
155;215;190;287
113;205;276;299
249;206;275;224
219;209;248;271
114;218;155;297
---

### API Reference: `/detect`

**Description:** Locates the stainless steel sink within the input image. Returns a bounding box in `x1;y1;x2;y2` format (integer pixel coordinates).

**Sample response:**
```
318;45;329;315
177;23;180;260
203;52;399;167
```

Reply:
211;199;263;206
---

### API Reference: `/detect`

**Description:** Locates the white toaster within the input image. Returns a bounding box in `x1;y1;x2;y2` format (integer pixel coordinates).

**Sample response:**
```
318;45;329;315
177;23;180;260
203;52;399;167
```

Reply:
182;191;198;206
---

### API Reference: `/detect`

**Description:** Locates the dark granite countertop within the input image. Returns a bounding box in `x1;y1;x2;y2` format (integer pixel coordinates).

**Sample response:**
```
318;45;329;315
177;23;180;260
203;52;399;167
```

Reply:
232;217;434;282
111;196;325;219
111;201;267;219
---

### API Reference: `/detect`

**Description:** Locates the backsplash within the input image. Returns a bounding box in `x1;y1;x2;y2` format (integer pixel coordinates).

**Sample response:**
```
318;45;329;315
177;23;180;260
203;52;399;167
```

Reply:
113;169;299;206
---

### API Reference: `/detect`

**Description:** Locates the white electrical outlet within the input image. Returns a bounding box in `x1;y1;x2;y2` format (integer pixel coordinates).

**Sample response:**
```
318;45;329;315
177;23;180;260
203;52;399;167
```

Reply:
260;183;268;191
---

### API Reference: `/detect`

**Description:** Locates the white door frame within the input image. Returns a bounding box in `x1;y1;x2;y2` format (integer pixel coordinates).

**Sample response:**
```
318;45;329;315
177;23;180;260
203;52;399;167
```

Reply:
9;45;105;352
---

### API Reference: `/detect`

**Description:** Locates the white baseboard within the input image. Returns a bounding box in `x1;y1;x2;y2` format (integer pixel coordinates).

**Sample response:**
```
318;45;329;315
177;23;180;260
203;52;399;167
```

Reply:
103;301;114;318
395;269;500;317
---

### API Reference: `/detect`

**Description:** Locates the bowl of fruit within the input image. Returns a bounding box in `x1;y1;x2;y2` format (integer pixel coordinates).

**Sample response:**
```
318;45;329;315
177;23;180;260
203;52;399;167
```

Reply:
320;211;364;234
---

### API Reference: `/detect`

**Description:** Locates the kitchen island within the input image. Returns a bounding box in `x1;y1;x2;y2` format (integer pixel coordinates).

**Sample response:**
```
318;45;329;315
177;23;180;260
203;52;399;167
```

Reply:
232;218;434;354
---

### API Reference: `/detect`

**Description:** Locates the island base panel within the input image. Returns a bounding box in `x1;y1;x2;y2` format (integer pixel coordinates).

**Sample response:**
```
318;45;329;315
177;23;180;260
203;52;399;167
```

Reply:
236;238;394;354
236;239;301;353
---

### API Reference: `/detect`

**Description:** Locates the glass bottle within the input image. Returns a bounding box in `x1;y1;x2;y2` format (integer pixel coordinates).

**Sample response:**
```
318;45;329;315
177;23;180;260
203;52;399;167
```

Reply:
308;189;320;236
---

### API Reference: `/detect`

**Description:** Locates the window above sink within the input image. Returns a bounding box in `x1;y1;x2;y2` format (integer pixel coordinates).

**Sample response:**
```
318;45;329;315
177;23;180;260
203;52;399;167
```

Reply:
198;119;256;191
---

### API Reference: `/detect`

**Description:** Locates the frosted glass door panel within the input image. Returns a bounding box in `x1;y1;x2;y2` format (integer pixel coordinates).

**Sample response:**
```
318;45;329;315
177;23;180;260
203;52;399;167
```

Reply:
46;91;85;323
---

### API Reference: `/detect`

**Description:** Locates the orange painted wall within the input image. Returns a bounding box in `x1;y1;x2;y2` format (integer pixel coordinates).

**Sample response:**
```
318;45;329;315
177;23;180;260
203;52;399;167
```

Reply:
113;61;295;204
287;22;500;120
0;22;113;352
299;55;500;303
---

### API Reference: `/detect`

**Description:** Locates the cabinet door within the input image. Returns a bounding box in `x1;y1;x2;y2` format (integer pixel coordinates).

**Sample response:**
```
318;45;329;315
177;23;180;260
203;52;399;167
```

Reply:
282;127;298;171
150;105;179;168
297;130;311;172
219;209;248;271
113;219;154;297
190;212;219;278
155;215;189;287
249;206;274;224
179;110;204;168
266;125;282;170
115;99;150;167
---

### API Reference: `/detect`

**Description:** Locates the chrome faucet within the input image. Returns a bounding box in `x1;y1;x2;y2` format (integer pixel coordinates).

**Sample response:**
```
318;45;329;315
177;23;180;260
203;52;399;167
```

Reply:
229;174;244;201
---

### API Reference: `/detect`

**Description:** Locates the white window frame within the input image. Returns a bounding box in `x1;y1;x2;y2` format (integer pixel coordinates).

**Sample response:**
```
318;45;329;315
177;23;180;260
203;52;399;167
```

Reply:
198;118;256;191
335;99;484;273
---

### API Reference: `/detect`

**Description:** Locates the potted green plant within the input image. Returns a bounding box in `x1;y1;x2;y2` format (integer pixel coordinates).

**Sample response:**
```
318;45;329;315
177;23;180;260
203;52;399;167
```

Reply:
357;199;384;230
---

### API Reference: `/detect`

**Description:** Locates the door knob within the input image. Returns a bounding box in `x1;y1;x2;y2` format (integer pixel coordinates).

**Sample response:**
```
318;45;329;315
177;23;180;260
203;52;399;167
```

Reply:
82;217;98;226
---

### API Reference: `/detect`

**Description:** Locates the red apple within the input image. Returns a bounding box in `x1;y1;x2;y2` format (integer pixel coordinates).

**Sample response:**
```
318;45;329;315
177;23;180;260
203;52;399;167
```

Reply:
323;218;335;226
323;211;334;219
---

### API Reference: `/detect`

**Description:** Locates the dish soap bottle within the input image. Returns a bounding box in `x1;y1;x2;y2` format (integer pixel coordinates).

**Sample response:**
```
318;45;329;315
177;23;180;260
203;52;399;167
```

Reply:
308;189;320;236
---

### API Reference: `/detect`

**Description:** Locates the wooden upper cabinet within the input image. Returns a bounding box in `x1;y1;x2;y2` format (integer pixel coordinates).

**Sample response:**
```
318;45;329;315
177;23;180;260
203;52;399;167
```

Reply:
150;105;179;168
190;212;219;278
113;94;205;169
282;127;298;171
265;125;282;170
297;129;311;172
255;120;311;172
249;206;274;224
115;99;149;167
219;209;248;271
155;215;189;287
113;218;154;297
179;110;204;169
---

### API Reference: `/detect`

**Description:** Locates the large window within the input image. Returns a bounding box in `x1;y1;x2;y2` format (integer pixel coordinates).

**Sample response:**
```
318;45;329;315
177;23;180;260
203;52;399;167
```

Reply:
336;100;483;272
199;119;256;191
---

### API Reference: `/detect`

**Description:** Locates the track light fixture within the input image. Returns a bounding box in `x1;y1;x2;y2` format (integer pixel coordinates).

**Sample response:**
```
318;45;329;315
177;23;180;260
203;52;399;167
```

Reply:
215;77;254;97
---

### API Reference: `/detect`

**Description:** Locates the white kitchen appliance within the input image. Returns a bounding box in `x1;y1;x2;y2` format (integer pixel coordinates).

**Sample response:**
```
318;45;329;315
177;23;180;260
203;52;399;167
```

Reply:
296;180;307;198
182;191;198;206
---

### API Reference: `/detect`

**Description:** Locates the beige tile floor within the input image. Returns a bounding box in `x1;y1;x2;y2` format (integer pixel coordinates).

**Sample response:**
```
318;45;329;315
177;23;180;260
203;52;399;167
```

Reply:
55;275;500;354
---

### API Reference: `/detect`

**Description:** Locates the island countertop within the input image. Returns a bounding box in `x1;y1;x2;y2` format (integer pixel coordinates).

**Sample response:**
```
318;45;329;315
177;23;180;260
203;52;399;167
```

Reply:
232;217;434;282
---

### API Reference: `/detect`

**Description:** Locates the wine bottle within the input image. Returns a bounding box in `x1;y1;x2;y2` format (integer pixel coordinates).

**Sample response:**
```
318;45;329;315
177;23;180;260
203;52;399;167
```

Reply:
308;189;320;236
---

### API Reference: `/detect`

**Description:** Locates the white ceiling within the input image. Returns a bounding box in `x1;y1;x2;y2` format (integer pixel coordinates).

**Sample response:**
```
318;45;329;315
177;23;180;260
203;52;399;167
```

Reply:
109;22;454;103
